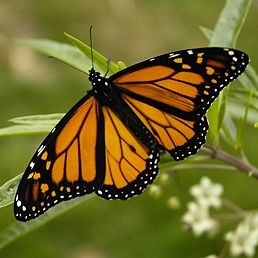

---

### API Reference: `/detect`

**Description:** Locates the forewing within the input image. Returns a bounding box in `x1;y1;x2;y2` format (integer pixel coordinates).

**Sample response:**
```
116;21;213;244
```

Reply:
14;96;105;221
111;48;249;120
110;47;248;160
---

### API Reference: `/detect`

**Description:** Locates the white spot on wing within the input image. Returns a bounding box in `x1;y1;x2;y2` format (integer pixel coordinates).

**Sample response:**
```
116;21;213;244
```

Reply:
29;162;35;169
37;145;46;156
168;53;180;59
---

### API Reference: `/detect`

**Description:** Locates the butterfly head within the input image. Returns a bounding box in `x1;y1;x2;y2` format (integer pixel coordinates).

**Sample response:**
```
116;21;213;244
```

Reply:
88;68;113;104
88;68;101;82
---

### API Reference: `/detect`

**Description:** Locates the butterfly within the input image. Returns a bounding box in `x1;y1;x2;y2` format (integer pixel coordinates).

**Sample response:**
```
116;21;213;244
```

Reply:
14;47;249;221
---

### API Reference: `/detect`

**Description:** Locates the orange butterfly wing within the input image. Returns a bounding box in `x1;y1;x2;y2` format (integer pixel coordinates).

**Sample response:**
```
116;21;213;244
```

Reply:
110;48;248;159
122;94;207;160
111;48;248;119
96;106;159;200
14;95;160;220
14;96;105;221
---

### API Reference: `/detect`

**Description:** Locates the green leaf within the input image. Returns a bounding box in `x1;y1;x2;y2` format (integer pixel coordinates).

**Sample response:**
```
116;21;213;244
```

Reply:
236;89;254;152
254;123;258;128
217;86;229;134
0;114;64;137
228;101;258;125
199;26;213;40
233;95;258;112
232;88;258;100
238;72;255;89
9;114;64;125
221;121;237;148
0;125;52;137
117;61;127;70
221;108;237;148
246;65;258;90
64;33;119;75
209;0;252;47
207;0;252;144
16;38;91;74
0;174;22;208
0;195;92;250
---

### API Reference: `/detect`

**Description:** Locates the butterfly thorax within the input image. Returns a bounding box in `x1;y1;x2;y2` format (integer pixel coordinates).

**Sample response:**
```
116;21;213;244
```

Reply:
88;68;113;105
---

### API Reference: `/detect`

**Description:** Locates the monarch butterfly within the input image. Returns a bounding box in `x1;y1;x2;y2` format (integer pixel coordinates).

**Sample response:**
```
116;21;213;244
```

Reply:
14;44;249;221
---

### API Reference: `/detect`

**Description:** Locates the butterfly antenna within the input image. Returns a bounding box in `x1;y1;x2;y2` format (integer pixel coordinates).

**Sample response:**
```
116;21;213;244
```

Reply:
90;25;94;70
104;57;111;77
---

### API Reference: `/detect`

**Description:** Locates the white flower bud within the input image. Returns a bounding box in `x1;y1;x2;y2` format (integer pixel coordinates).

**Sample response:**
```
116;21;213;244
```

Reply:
148;184;162;198
167;196;180;210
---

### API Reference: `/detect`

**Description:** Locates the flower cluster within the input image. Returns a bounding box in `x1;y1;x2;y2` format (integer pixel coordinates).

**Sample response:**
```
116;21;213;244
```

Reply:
225;212;258;257
182;177;223;237
182;201;218;236
182;177;258;257
190;176;223;208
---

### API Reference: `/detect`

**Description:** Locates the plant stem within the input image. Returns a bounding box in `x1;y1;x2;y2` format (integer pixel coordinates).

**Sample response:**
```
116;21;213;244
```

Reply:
212;212;243;221
222;198;245;217
218;243;230;258
201;145;258;179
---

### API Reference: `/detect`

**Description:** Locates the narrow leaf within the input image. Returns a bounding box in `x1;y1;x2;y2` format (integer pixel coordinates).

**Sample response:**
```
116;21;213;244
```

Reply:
209;0;252;47
246;65;258;90
221;112;237;147
9;114;63;125
64;33;119;75
0;114;65;137
16;38;91;74
228;101;258;125
199;26;213;40
221;122;236;147
236;89;254;151
117;61;127;70
232;93;258;111
238;72;255;89
0;125;52;137
207;0;252;143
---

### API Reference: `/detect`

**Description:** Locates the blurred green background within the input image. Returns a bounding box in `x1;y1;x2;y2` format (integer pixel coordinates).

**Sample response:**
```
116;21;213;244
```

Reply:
0;0;258;257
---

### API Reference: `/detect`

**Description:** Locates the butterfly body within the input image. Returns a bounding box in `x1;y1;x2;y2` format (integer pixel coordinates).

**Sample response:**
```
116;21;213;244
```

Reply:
14;47;249;221
88;68;158;149
88;69;113;104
